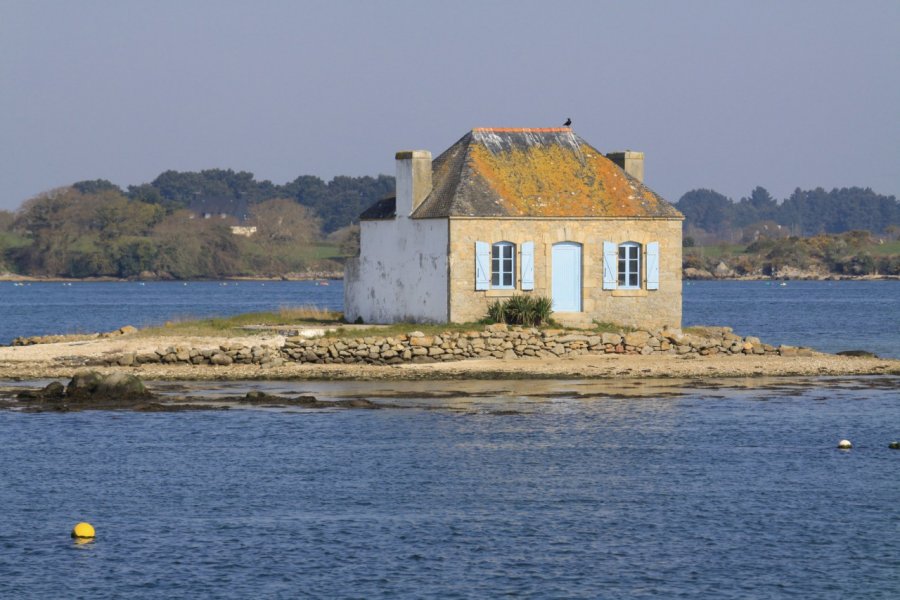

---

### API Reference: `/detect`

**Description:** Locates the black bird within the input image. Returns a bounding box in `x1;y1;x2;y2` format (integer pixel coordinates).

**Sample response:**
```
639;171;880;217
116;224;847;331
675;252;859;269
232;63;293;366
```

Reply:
564;118;572;126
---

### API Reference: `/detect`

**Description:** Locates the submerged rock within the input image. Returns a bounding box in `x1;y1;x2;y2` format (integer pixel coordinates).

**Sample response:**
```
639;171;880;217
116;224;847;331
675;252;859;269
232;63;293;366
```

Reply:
14;371;154;410
95;372;151;400
65;371;104;399
16;381;66;401
836;350;879;358
65;371;151;402
218;391;380;409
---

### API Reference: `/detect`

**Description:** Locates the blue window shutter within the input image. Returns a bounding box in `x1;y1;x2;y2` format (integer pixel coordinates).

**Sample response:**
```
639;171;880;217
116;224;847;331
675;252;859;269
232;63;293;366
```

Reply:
475;241;490;290
647;241;660;290
521;241;534;290
602;241;617;290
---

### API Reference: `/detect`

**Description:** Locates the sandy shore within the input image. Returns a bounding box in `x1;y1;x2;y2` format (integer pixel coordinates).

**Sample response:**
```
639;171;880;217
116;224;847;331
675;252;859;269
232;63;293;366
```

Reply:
0;334;897;381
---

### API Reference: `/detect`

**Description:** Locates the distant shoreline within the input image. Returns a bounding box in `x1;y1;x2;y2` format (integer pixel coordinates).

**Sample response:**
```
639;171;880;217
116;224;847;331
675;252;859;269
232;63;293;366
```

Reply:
682;271;900;282
2;273;898;283
0;273;343;283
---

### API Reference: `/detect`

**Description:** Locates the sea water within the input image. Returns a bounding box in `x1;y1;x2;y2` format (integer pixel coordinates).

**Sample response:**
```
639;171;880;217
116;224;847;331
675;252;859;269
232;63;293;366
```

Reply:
1;377;898;598
1;280;898;597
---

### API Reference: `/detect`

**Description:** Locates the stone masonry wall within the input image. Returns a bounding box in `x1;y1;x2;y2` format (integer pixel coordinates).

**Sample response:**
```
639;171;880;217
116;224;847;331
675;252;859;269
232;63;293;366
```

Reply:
98;324;811;368
448;218;682;329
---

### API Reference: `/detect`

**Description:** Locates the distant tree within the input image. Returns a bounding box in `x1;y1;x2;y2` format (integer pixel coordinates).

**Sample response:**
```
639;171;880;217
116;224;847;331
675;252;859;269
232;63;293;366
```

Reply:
127;183;165;206
328;224;360;257
676;189;734;236
250;198;321;244
734;186;777;227
0;210;14;232
151;210;243;278
113;237;160;277
282;174;394;233
72;179;122;195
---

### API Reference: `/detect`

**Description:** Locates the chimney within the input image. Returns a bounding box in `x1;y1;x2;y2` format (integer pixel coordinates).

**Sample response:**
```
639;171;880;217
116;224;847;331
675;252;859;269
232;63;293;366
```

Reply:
395;150;432;217
606;151;644;183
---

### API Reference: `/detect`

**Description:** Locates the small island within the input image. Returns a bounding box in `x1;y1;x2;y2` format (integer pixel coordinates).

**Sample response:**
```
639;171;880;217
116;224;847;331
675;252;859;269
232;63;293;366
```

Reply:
0;309;896;391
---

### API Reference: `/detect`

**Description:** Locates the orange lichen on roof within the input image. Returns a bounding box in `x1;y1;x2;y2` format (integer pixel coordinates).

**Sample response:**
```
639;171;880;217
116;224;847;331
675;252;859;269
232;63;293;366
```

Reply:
467;141;676;218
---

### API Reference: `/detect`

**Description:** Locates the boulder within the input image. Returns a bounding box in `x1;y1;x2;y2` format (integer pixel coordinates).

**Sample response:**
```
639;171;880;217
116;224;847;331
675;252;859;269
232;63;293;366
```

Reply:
713;261;735;278
16;381;66;402
95;373;151;400
623;331;651;347
41;381;66;399
211;353;234;366
66;371;104;399
601;332;622;346
683;267;714;280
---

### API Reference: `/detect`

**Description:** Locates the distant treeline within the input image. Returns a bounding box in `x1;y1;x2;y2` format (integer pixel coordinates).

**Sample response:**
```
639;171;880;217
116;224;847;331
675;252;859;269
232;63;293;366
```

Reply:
78;171;900;240
77;168;394;234
0;186;354;278
1;167;898;279
676;186;899;241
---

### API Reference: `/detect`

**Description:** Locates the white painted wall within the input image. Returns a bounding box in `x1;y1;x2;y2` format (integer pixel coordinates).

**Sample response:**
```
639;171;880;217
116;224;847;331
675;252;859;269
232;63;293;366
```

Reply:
344;217;449;323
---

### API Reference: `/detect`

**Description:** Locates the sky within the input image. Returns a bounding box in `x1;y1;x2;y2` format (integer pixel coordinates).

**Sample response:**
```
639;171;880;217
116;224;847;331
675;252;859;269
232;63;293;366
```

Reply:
1;0;898;211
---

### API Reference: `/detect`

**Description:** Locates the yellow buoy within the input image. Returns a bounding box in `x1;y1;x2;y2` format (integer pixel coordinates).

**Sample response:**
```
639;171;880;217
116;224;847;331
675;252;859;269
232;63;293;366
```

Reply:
71;522;95;539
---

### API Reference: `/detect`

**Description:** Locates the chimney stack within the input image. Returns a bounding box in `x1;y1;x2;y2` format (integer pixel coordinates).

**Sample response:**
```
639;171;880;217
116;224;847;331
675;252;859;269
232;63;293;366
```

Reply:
395;150;432;217
606;151;644;183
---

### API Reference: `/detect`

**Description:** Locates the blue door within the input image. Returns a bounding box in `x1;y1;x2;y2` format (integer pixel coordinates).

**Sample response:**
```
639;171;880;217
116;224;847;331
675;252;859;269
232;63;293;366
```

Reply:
552;242;582;312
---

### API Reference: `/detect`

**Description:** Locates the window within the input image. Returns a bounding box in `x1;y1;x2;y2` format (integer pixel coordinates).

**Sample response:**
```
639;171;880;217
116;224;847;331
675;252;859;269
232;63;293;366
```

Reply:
603;240;658;291
475;240;533;292
618;242;641;288
491;242;515;288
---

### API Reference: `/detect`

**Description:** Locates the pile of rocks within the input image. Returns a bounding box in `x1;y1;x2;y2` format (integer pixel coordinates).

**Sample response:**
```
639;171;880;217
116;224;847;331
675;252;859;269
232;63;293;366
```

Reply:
102;343;284;368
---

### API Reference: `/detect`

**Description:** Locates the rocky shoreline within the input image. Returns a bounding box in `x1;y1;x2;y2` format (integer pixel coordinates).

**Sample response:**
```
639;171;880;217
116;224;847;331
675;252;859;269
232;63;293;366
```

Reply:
0;322;897;383
683;267;900;281
0;271;342;283
3;271;899;283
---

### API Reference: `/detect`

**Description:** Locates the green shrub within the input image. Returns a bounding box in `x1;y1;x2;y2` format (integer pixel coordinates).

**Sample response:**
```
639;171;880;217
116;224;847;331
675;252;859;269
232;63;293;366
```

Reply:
483;295;553;327
486;299;505;324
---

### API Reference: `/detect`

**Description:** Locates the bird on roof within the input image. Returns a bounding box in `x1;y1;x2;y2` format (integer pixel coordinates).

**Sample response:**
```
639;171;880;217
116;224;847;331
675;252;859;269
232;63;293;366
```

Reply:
564;118;572;126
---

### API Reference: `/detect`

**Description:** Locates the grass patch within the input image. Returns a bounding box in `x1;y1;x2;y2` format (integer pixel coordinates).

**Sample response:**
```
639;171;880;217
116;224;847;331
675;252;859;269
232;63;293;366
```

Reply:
319;322;487;340
591;320;636;334
139;305;343;337
867;240;900;256
280;243;343;261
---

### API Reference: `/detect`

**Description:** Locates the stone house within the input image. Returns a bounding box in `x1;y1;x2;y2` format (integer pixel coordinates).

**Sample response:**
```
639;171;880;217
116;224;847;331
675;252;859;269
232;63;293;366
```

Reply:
343;127;684;328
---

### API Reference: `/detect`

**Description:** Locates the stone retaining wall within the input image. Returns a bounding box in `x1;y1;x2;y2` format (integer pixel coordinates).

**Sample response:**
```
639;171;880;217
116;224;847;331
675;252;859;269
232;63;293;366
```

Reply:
98;324;814;368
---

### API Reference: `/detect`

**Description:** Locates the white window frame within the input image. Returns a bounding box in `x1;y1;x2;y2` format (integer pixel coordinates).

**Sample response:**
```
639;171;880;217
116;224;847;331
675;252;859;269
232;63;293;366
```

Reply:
618;242;641;289
491;241;516;289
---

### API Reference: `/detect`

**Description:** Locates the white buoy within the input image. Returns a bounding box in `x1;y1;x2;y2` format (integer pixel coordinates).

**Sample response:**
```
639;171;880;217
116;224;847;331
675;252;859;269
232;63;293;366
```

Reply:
838;439;852;449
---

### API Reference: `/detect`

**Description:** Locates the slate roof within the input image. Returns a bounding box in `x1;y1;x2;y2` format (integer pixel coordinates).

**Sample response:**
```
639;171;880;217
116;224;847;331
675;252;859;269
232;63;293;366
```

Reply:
360;128;683;220
189;196;251;221
359;195;396;220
